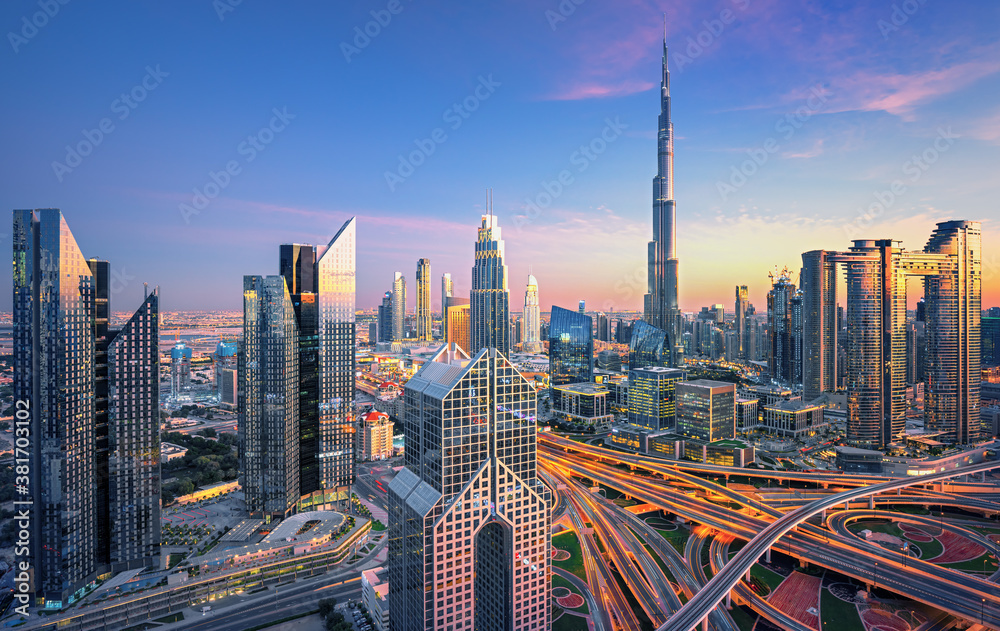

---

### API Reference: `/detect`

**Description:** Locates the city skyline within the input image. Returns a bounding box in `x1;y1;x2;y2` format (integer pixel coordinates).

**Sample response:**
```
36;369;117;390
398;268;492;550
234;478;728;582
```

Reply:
1;2;997;314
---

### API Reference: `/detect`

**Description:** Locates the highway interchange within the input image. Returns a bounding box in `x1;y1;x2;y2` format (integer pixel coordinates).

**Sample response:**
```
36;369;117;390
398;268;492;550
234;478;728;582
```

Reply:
538;433;1000;631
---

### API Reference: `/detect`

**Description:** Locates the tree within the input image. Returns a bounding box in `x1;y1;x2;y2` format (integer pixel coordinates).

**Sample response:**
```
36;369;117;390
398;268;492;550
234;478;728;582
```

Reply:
198;427;217;438
318;597;337;618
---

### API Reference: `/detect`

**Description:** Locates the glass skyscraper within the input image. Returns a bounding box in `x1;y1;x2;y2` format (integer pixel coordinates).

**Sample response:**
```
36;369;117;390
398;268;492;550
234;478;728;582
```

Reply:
801;250;839;401
523;274;541;352
548;306;593;406
735;285;749;361
387;346;550;631
767;269;797;384
628;366;687;431
676;380;736;442
628;319;669;369
14;209;160;606
471;211;511;356
392;271;407;341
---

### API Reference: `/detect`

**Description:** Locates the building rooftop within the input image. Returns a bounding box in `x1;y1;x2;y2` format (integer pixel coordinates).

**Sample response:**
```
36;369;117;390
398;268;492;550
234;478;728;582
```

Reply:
631;366;686;375
681;379;736;391
552;382;608;395
764;399;821;411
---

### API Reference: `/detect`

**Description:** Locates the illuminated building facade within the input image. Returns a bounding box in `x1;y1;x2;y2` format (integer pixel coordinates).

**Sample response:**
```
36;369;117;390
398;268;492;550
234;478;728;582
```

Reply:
801;250;839;401
628;319;669;369
359;410;394;461
446;296;472;353
676;380;736;443
627;366;686;431
392;271;407;341
387;346;550;631
416;258;432;341
170;341;192;400
523;274;541;352
471;209;511;356
735;285;749;361
441;272;453;316
767;269;797;384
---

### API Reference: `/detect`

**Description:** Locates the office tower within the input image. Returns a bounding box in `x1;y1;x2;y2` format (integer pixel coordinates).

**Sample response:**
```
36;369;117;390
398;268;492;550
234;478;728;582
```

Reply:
628;366;686;431
219;367;237;408
578;300;585;314
445;296;471;353
597;313;610;341
906;321;926;384
512;315;523;346
644;36;682;365
984;315;1000;368
241;276;300;518
441;272;453;315
170;341;192;400
676;380;736;442
629;319;669;369
801;251;838;401
470;207;511;355
596;349;623;371
387;346;550;631
548;305;594;406
767;268;796;384
922;221;981;443
392;272;407;341
416;258;432;341
916;298;926;322
736;398;759;433
523;274;541;352
735;285;749;360
617;320;633;344
378;291;393;343
790;290;804;385
14;209;160;605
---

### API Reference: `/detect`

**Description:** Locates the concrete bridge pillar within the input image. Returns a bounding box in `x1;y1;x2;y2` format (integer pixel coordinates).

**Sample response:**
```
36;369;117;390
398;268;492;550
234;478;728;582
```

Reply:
726;591;732;609
702;616;709;631
869;495;874;509
766;548;771;563
821;509;826;521
821;482;828;489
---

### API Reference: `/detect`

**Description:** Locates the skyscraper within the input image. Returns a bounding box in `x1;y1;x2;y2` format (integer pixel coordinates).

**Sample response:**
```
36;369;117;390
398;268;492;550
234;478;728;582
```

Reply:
241;275;300;518
548;306;593;406
387;345;550;631
645;35;682;365
471;207;511;356
735;285;749;360
629;319;669;369
416;258;432;341
767;269;796;384
628;366;687;431
523;274;541;352
392;271;407;341
676;380;736;442
801;250;838;401
445;296;471;353
578;299;585;314
14;209;160;605
441;272;453;316
378;290;393;343
170;341;192;400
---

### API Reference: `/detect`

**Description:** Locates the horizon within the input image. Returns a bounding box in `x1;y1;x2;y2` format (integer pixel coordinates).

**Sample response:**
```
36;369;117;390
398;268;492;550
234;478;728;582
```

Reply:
2;1;998;315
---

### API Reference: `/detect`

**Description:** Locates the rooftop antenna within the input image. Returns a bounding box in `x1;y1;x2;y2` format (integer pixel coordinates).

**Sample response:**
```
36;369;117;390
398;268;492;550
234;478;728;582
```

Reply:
663;13;666;42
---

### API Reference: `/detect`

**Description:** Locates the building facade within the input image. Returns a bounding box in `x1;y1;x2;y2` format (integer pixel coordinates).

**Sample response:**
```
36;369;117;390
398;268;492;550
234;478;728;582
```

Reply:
767;269;797;385
446;296;472;354
548;306;593;402
392;272;407;341
441;273;453;318
470;211;511;356
675;380;736;443
523;274;541;352
416;258;432;341
801;250;838;400
359;410;394;461
629;319;669;369
628;366;686;431
387;346;550;631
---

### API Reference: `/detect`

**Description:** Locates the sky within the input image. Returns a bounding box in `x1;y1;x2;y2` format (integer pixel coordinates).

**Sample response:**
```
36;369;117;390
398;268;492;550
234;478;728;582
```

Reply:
1;0;998;315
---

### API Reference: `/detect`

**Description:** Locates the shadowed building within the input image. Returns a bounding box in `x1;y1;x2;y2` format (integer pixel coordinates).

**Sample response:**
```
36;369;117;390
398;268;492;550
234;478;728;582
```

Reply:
471;207;511;355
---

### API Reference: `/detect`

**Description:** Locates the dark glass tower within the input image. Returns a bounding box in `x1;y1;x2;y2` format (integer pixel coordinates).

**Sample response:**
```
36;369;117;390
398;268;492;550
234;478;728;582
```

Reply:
628;319;669;369
548;306;594;408
471;208;511;356
767;269;797;384
387;346;549;631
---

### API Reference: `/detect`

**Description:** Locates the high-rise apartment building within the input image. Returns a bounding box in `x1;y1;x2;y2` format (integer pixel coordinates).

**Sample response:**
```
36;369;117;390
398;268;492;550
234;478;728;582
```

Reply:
378;291;393;343
984;315;1000;368
735;285;749;360
441;272;453;316
645;37;682;366
214;340;238;402
14;209;161;605
387;346;550;631
446;296;472;353
548;306;594;404
392;272;407;341
676;380;736;442
170;341;192;400
523;274;541;352
767;269;797;384
416;258;432;341
470;209;510;355
628;366;686;431
597;313;610;342
800;251;838;401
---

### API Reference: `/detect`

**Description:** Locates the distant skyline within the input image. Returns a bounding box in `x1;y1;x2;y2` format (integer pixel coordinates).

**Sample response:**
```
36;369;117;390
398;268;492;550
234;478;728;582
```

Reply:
2;1;998;315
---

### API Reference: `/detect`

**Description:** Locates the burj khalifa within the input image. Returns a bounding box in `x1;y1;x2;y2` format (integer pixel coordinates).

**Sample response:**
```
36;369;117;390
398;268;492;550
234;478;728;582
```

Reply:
644;35;682;364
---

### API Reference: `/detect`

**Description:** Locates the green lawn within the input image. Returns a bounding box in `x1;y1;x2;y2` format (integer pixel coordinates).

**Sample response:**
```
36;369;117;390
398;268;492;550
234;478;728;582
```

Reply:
820;588;865;631
730;605;757;631
552;531;587;581
655;527;690;555
847;520;905;538
552;612;589;631
750;564;785;594
911;533;944;560
551;573;589;615
941;552;998;573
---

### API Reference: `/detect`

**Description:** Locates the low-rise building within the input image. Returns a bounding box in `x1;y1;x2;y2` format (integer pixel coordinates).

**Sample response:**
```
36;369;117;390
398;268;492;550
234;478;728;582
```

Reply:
760;400;827;439
362;566;391;631
735;398;759;433
835;446;884;474
552;382;613;429
359;410;394;461
160;442;188;463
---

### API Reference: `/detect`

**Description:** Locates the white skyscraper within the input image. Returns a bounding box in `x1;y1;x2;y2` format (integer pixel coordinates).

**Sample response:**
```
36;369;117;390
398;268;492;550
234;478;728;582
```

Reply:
523;274;541;352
